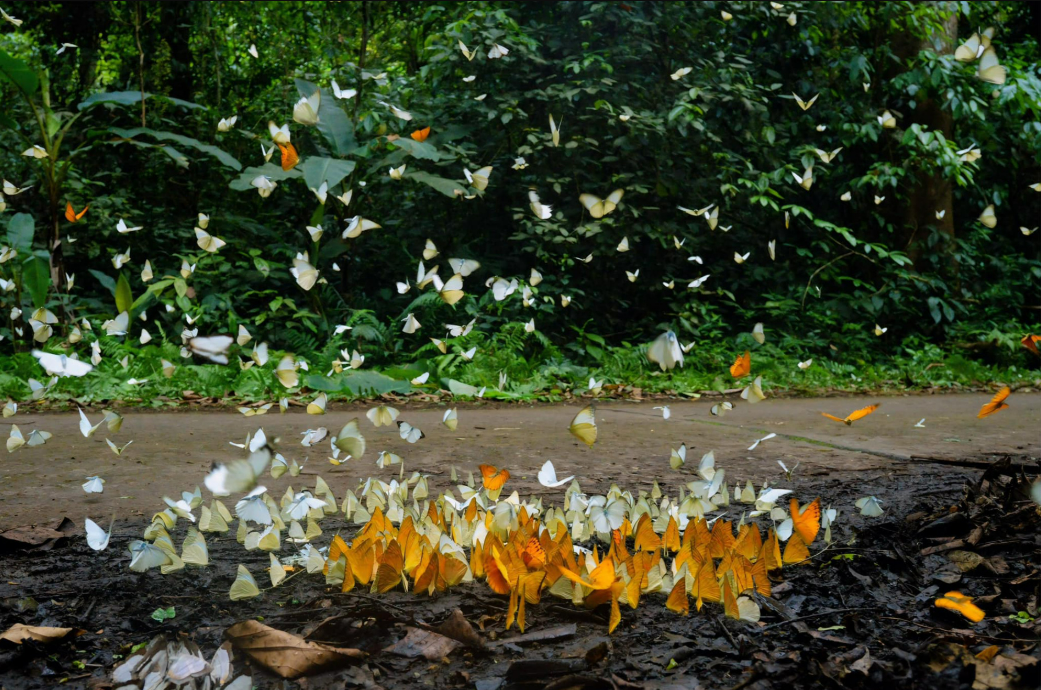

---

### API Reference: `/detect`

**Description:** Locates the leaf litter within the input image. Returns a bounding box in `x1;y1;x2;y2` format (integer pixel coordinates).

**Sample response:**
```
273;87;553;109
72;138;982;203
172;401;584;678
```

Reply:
0;455;1036;689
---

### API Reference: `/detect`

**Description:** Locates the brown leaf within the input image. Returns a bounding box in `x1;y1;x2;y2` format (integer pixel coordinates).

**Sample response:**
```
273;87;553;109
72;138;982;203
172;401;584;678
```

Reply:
850;648;874;675
434;609;484;648
225;620;364;679
487;623;577;647
384;627;460;661
982;556;1009;575
0;518;75;552
0;624;75;644
948;550;985;572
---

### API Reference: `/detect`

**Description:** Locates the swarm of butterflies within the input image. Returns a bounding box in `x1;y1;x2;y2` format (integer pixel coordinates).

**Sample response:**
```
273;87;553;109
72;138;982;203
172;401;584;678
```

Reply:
79;406;848;634
2;6;1037;636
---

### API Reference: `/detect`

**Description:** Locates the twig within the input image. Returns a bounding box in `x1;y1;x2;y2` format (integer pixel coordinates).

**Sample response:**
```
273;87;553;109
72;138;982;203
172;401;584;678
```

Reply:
716;615;738;650
879;617;1029;644
802;251;855;308
758;607;873;633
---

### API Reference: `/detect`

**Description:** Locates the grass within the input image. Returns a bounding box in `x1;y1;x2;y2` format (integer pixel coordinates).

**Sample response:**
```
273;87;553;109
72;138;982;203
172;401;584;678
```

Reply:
2;324;1036;408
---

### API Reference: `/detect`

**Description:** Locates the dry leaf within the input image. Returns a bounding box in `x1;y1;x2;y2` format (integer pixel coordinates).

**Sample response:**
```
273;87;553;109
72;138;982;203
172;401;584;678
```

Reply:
384;627;461;660
434;609;484;648
225;620;364;679
0;623;75;644
850;648;874;675
948;550;984;572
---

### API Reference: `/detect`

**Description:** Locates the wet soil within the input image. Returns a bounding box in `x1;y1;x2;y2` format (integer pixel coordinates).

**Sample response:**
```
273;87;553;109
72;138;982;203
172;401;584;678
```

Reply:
0;395;1038;689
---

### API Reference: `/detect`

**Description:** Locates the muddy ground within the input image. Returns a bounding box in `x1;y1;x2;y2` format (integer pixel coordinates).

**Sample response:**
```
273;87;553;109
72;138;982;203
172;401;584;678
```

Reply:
0;394;1038;689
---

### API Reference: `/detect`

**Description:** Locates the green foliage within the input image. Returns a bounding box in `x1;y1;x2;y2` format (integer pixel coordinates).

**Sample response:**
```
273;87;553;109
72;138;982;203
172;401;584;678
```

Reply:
0;1;1036;400
150;607;176;622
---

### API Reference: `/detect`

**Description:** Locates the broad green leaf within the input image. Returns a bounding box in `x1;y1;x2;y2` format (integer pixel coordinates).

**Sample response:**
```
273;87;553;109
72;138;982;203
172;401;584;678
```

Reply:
294;79;356;156
6;213;34;253
22;254;50;309
115;272;133;314
78;91;206;111
107;127;241;170
445;379;480;396
229;163;302;191
300;157;355;190
0;48;39;97
389;137;441;161
304;371;410;396
88;269;116;295
408;171;464;198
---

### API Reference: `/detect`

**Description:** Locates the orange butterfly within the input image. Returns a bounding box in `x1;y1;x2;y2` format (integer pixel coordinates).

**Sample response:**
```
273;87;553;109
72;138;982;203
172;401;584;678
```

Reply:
65;202;89;223
977;387;1010;419
521;535;546;569
410;126;431;142
821;404;879;425
278;142;299;171
789;497;821;545
479;464;511;491
666;580;689;615
729;351;751;378
1021;335;1040;356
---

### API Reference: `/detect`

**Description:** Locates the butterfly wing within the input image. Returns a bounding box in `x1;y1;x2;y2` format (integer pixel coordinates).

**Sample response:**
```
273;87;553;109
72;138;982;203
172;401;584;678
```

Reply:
569;405;597;447
977;387;1011;418
845;404;879;422
820;413;847;424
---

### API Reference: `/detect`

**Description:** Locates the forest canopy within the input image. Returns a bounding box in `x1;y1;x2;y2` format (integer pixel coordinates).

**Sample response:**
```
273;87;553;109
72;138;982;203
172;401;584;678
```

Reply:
0;1;1038;402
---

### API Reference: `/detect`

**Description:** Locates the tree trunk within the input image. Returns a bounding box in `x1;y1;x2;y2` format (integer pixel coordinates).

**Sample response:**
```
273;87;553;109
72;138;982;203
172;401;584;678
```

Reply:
890;6;957;268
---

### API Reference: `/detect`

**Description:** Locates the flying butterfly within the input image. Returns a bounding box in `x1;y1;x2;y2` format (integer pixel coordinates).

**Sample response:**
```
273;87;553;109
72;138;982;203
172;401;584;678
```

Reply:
65;202;89;223
977;387;1010;419
579;189;624;219
569;405;597;447
821;404;879;426
410;126;431;142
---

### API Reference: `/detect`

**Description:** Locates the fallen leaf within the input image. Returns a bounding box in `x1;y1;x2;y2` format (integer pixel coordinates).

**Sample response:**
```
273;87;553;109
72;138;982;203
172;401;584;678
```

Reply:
0;518;75;552
226;620;364;679
434;609;484;648
487;623;577;647
850;648;874;675
0;624;75;644
948;550;984;572
384;627;460;660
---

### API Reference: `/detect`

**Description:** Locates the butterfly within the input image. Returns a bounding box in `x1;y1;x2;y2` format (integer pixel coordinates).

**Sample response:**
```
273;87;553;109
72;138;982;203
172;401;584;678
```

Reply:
670;443;686;469
670;66;692;80
409;126;431;142
977;46;1006;85
487;43;509;59
1021;335;1041;355
129;540;173;572
64;202;89;222
106;438;133;456
32;350;93;377
401;313;420;333
729;351;751;378
768;240;776;260
278;143;299;171
647;331;684;371
580;189;624;219
935;591;985;623
293;89;321;125
977;387;1010;419
196;228;226;253
85;516;114;551
366;405;400;427
877;110;896;128
711;401;733;416
748;433;776;451
797;359;812;370
549;114;561;146
792;92;818;110
855;496;884;517
442;408;458;430
569;405;597;447
815;147;843;163
821;404;879;425
741;376;765;403
538;460;573;487
978;204;997;228
792;166;813;190
330;79;357;100
955;30;990;62
479;464;511;491
464;166;493;191
229;564;261;600
333;419;366;458
458;40;476;61
398;421;425;443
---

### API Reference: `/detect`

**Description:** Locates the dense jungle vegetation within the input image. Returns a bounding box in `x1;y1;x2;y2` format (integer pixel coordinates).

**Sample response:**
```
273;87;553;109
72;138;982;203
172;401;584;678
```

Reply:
0;1;1038;403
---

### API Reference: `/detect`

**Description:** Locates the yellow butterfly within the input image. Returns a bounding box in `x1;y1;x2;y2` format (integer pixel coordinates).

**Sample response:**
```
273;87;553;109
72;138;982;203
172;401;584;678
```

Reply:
569;405;597;447
792;92;818;110
229;564;261;600
580;189;624;219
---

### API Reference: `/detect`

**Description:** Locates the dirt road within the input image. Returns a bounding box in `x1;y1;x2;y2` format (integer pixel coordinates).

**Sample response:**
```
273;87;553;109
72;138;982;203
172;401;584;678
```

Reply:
1;392;1037;527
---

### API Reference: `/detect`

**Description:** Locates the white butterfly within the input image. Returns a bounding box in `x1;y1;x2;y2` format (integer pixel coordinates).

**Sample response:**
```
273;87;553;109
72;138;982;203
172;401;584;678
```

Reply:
528;190;552;219
538;460;574;488
217;116;238;132
398;421;425;443
487;43;509;59
293;89;321;126
84;516;113;551
32;350;93;377
116;218;142;234
688;275;710;288
748;433;777;451
248;44;259;58
330;79;357;100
